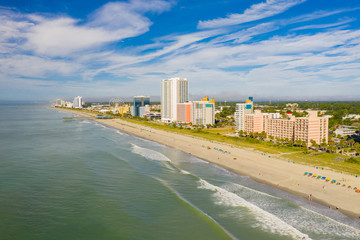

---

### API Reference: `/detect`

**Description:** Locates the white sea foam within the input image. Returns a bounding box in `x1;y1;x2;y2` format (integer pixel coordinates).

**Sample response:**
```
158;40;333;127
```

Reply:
155;177;237;240
224;182;360;238
95;122;108;129
296;206;360;238
116;130;126;135
80;120;91;124
131;144;171;162
181;170;191;175
226;182;282;200
198;179;311;240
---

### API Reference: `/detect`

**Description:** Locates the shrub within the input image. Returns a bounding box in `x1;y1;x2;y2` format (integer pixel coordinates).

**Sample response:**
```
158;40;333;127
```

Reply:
345;157;360;164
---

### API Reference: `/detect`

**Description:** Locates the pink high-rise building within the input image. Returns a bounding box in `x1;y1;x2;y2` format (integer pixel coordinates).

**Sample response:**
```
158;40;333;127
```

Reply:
244;110;265;133
267;116;295;141
294;111;328;146
243;110;328;146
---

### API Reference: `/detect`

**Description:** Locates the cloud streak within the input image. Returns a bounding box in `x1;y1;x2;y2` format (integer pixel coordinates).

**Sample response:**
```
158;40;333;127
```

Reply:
198;0;306;29
1;0;360;100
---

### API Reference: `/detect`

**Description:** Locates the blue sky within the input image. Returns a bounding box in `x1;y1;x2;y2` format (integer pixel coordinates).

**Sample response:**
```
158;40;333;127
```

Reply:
1;0;360;101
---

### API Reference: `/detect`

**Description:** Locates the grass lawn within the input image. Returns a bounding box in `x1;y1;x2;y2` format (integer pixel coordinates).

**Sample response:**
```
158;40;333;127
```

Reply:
205;127;236;134
121;118;302;155
59;109;360;176
121;117;360;175
283;152;360;175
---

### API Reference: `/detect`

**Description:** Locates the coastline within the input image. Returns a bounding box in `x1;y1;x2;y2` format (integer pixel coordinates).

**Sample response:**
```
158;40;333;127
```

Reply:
52;108;360;218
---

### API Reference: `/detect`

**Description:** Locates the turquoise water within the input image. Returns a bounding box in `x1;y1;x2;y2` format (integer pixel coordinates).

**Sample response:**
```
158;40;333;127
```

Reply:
1;106;360;240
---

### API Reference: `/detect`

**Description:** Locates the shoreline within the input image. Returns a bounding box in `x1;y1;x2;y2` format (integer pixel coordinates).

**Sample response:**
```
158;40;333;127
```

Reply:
52;108;360;218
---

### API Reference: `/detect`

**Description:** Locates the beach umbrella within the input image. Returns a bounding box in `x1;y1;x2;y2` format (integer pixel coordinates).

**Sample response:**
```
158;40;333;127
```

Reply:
326;178;330;181
317;175;321;178
332;180;336;183
304;172;308;175
313;174;317;177
322;177;326;180
309;173;313;176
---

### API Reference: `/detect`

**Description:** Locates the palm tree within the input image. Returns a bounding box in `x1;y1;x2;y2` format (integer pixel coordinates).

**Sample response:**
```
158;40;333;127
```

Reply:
348;139;355;149
294;139;301;147
310;139;318;150
238;130;244;137
354;142;360;153
260;131;267;140
328;141;336;153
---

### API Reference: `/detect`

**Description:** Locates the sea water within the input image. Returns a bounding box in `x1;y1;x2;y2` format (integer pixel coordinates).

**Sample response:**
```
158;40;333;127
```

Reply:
0;105;360;240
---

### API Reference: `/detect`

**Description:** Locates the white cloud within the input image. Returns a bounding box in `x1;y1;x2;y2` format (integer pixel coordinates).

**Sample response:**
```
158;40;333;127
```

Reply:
286;8;360;25
0;54;81;78
0;0;173;57
24;18;123;56
292;18;356;31
1;0;360;100
198;0;306;29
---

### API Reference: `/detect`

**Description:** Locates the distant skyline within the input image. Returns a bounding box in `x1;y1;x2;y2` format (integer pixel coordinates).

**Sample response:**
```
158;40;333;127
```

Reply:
1;0;360;100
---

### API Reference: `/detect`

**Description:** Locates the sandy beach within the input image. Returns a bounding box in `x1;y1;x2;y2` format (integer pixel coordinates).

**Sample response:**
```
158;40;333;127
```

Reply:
55;108;360;218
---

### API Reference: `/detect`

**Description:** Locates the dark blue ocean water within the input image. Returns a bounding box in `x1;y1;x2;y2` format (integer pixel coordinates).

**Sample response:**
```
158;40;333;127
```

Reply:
0;106;359;240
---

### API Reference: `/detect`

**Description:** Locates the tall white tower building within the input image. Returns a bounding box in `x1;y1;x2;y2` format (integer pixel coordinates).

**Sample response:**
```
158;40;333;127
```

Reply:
235;99;253;132
73;96;83;108
161;77;188;123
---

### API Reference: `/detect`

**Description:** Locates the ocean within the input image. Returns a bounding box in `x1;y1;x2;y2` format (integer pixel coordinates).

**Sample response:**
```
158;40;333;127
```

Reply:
0;106;360;240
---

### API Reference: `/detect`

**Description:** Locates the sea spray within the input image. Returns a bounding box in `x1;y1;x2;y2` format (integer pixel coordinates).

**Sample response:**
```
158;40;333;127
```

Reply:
131;144;174;171
221;181;360;239
154;177;238;240
296;206;360;238
221;181;282;200
198;179;311;240
131;144;171;162
116;130;126;136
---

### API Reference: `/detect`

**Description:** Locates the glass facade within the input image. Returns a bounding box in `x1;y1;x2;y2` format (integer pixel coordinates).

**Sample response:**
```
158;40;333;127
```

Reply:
133;96;150;116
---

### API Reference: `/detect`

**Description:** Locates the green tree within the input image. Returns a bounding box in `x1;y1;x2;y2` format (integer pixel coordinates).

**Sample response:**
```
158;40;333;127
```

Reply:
310;139;318;150
348;139;355;149
238;130;244;137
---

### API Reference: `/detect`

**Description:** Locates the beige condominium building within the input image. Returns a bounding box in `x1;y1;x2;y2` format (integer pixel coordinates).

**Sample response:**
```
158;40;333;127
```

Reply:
177;97;215;126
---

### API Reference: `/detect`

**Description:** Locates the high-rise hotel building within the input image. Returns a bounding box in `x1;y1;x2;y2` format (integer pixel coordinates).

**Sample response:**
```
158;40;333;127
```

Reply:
235;98;253;132
177;97;215;126
73;96;82;108
243;110;328;146
161;77;189;123
132;96;150;117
